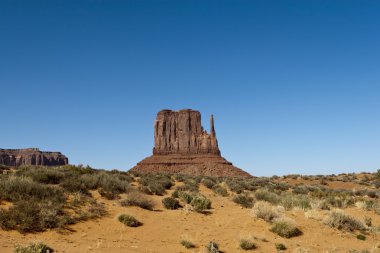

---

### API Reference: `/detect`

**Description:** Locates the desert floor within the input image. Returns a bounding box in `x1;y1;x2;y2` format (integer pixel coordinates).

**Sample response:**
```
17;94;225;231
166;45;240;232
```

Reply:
1;181;380;253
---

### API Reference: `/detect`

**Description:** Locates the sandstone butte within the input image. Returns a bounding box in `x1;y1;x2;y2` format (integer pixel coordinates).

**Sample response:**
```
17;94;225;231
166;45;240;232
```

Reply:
130;109;251;177
0;148;68;167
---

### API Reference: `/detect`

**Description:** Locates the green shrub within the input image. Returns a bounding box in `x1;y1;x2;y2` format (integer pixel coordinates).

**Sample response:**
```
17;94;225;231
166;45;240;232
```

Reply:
14;242;54;253
60;176;90;195
206;241;220;253
118;214;142;227
17;167;64;184
279;193;310;210
202;178;216;189
0;176;65;203
190;194;212;212
325;211;366;232
255;189;280;204
225;179;246;193
212;184;229;197
239;239;256;250
232;194;254;208
270;218;302;238
162;197;180;210
177;179;199;192
275;243;286;251
180;240;195;249
178;191;194;204
139;174;173;195
356;234;366;240
120;192;155;210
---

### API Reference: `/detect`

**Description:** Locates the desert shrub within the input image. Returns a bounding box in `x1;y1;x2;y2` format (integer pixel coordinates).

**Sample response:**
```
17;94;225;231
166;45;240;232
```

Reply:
202;178;216;189
324;210;366;231
275;243;286;251
171;189;179;198
120;191;155;211
60;176;90;195
206;241;220;253
177;179;199;192
178;191;194;204
17;167;65;184
140;174;173;191
225;178;247;193
180;240;195;249
292;185;309;195
356;234;366;240
255;189;280;204
364;216;372;227
84;200;107;219
14;242;54;253
270;218;302;238
0;176;65;203
325;194;355;209
96;173;131;196
162;197;180;210
212;184;229;197
190;194;212;212
118;214;142;227
0;199;67;233
99;189;119;200
142;182;166;195
272;182;290;192
173;174;188;182
232;193;254;208
77;172;131;198
279;193;310;210
251;201;281;222
239;239;256;250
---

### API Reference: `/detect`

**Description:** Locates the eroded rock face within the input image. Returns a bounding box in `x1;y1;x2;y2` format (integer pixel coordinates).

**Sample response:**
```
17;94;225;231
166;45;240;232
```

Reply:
0;148;69;167
153;109;220;155
131;109;251;177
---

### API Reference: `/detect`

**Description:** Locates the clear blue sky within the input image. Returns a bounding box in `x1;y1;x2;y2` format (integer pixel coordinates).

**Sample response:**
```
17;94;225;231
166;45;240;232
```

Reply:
1;0;379;176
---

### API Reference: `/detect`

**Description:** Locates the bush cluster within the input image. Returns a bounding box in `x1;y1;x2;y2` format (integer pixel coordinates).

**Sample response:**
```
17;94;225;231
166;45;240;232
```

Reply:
270;218;302;238
232;193;254;208
14;242;54;253
162;197;180;210
120;191;155;211
325;211;366;232
118;214;142;227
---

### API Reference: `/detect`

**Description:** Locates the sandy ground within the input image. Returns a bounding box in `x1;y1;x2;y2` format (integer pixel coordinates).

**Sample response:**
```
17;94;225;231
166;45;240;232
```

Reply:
1;184;380;253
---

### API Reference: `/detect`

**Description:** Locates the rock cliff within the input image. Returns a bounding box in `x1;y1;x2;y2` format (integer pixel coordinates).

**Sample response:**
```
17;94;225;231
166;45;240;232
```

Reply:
131;109;251;177
153;109;220;155
0;148;69;167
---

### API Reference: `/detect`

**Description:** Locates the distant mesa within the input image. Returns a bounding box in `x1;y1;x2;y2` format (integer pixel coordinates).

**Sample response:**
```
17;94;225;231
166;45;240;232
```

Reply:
130;109;251;177
0;148;69;167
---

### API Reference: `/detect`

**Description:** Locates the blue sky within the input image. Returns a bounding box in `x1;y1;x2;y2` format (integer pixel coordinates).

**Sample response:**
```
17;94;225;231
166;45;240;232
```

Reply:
1;0;379;176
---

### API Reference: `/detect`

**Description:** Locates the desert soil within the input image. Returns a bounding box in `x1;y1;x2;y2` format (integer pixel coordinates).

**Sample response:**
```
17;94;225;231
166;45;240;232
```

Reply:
1;184;379;253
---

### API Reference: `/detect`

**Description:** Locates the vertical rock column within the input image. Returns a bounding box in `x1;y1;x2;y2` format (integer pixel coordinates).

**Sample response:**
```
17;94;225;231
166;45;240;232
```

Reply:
153;109;220;155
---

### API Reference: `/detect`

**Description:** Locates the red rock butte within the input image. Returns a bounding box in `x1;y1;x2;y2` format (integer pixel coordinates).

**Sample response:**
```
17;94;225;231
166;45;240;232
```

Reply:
130;109;251;177
0;148;69;167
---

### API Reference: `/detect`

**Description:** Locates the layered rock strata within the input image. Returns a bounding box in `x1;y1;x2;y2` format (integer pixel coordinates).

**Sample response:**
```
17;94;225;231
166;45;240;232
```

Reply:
131;109;251;177
0;148;69;167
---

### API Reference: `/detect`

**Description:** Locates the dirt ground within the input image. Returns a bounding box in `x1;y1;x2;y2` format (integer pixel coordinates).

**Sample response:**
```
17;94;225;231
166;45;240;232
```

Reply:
1;184;380;253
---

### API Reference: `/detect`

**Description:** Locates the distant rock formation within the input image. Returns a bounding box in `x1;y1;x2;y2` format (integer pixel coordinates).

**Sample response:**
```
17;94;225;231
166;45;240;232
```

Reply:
153;109;220;155
131;109;251;177
0;148;69;167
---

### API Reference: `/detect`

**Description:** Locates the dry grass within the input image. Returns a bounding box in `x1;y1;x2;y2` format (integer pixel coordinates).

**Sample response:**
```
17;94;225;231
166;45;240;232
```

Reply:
251;201;282;222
